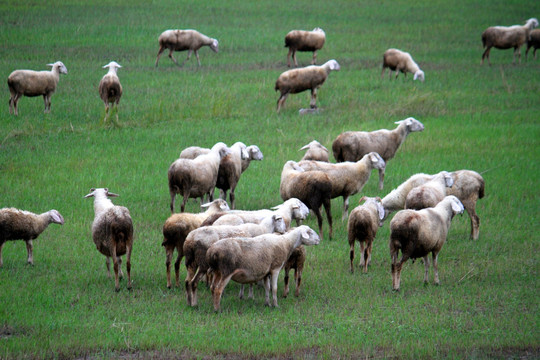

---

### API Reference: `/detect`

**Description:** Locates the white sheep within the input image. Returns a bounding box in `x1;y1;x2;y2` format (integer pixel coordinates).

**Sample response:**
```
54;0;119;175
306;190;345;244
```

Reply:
405;171;454;210
332;117;425;190
526;28;540;60
155;29;219;67
0;208;64;266
168;142;231;213
275;59;340;113
84;188;134;291
99;61;123;123
381;49;424;82
390;195;464;291
7;61;68;115
482;18;539;65
207;225;320;311
299;152;386;221
284;27;326;67
299;140;329;162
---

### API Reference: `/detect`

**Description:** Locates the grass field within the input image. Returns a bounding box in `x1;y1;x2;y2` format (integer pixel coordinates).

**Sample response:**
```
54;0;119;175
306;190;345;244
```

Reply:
0;0;539;358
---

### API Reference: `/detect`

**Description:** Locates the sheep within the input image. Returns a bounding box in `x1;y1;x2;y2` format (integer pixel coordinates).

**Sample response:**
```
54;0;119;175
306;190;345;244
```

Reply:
381;49;425;82
389;195;464;291
526;28;540;60
183;214;287;306
332;117;424;190
7;61;68;115
280;160;333;240
84;188;133;291
300;140;329;162
162;198;230;289
99;61;123;123
168;142;231;213
155;29;219;67
446;170;485;240
0;208;64;266
284;27;326;67
299;152;386;221
405;171;455;210
481;18;539;65
282;246;306;298
215;142;250;210
275;59;340;113
347;197;385;274
207;225;320;311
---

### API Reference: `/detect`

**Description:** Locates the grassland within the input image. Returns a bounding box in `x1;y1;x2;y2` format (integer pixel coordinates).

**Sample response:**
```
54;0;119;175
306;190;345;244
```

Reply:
0;0;539;358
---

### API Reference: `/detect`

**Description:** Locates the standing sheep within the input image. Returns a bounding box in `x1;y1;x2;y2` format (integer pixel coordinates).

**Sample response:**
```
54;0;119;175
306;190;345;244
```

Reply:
275;59;340;113
155;29;219;67
282;246;306;298
99;61;123;123
300;140;329;162
447;170;485;240
526;28;540;60
381;49;425;82
332;117;425;189
7;61;68;115
390;195;464;291
284;27;326;67
215;142;249;210
481;18;539;65
84;188;133;291
0;208;64;266
405;171;454;210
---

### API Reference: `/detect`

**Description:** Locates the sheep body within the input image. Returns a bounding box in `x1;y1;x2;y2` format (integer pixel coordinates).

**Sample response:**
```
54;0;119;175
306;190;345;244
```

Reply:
0;208;64;266
8;61;68;115
284;28;326;67
275;59;340;112
482;18;539;65
99;61;122;123
282;246;306;298
390;195;464;291
405;171;454;210
300;140;329;162
155;29;219;67
526;28;540;60
381;172;439;218
215;142;249;209
381;49;424;82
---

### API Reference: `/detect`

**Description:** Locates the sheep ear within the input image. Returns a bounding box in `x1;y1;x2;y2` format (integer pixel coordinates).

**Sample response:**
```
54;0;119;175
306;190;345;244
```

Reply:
299;144;310;151
451;199;464;214
445;174;454;187
377;203;385;221
107;190;119;197
47;63;54;67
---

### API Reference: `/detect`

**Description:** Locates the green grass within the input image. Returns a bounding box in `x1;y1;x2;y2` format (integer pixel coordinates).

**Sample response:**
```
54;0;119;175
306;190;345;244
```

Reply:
0;0;539;358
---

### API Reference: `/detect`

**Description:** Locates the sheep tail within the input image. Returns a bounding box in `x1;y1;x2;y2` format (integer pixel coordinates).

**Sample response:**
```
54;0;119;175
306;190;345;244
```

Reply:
478;178;485;199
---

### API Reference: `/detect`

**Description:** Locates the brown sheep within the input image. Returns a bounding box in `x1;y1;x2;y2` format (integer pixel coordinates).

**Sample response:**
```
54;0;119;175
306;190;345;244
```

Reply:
526;28;540;60
98;61;122;123
155;29;219;67
282;246;306;298
284;28;326;67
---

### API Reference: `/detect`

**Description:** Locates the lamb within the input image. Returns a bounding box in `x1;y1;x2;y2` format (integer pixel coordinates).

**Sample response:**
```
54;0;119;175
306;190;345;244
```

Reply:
155;29;219;67
299;152;386;221
0;208;64;266
215;142;249;210
161;198;230;289
280;160;333;240
284;27;326;67
446;170;485;240
481;18;539;65
84;188;133;291
275;59;340;113
526;28;540;60
206;225;320;311
381;49;425;82
282;246;306;298
8;61;68;115
405;171;454;210
183;214;287;306
390;195;464;291
98;61;123;123
347;197;385;274
300;140;329;162
168;142;231;213
332;117;424;190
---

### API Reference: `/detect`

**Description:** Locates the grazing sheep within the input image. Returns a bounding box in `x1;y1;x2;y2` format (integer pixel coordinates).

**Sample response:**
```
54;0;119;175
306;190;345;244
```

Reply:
207;225;320;311
332;117;424;190
183;214;286;306
300;140;329;162
162;199;229;289
275;59;340;113
526;28;540;60
215;142;249;210
8;61;68;115
155;29;219;67
299;152;386;221
284;27;326;67
0;208;64;266
447;170;485;240
99;61;123;123
390;195;464;291
168;142;231;213
405;171;454;210
282;246;306;298
482;18;539;65
84;188;133;291
347;197;385;274
381;49;425;82
280;160;333;240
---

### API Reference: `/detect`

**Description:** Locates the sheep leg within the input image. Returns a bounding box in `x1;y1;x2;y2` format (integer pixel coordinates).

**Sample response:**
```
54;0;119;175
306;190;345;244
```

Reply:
270;270;280;307
432;252;440;285
349;241;355;273
0;241;5;266
463;200;480;240
126;245;132;290
168;49;180;66
25;240;34;265
311;50;317;65
309;88;318;109
43;95;51;113
180;50;193;67
482;47;491;65
283;268;290;297
212;272;235;312
359;241;366;270
155;45;165;67
229;189;236;210
423;255;430;284
276;92;289;113
181;189;190;213
169;191;176;213
165;245;174;288
194;50;201;67
391;254;409;291
364;241;373;273
312;206;324;241
292;50;298;67
238;284;245;299
184;265;196;305
294;266;303;297
9;93;20;115
378;168;385;190
112;247;120;291
342;196;350;221
323;198;333;239
117;256;124;279
513;46;521;65
174;243;183;287
188;268;207;307
106;256;111;277
286;48;293;67
381;66;386;80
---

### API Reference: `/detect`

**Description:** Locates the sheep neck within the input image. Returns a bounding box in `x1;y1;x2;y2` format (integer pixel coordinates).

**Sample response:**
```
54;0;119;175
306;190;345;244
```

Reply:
93;194;115;215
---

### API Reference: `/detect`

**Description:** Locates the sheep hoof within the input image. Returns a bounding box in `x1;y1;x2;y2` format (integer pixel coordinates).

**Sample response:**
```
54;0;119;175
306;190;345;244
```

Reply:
115;288;120;292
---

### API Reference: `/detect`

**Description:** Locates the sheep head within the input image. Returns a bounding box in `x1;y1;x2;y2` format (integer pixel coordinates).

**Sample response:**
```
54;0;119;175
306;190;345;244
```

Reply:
396;117;425;133
47;210;65;225
299;140;328;153
273;215;287;234
247;145;263;161
84;188;119;199
47;61;68;75
298;225;320;246
526;18;539;29
325;59;340;71
367;152;386;171
413;70;425;82
103;61;122;74
210;39;219;53
201;198;230;211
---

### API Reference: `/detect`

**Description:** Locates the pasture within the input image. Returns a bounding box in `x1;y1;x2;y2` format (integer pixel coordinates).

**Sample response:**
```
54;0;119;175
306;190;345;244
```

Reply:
0;0;539;358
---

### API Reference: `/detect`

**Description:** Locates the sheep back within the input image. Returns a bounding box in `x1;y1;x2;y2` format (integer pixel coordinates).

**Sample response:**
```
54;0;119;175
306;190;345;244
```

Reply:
285;30;325;51
275;67;328;94
7;71;58;97
99;74;122;104
92;206;133;257
0;209;45;241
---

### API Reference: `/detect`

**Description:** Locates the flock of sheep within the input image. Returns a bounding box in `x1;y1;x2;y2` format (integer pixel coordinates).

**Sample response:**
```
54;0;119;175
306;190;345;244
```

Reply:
4;16;537;310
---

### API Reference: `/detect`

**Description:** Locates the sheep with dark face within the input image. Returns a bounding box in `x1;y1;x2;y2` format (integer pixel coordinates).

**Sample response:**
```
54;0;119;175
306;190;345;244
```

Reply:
155;29;219;67
284;27;326;67
99;61;123;123
526;28;540;60
381;49;424;82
